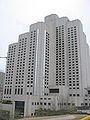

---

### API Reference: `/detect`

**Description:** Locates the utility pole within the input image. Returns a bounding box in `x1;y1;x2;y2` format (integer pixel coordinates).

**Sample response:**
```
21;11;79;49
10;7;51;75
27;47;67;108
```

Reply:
0;57;7;59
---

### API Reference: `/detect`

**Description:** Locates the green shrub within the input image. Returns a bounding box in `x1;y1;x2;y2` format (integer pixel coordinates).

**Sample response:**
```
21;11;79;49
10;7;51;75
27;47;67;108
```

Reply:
0;110;10;120
2;100;12;104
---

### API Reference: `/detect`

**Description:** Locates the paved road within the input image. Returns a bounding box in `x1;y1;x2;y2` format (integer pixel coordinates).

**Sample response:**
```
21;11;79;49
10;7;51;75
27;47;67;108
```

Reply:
19;114;85;120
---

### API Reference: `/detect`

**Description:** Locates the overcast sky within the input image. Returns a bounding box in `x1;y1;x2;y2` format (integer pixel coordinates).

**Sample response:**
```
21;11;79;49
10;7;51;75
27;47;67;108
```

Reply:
0;0;90;72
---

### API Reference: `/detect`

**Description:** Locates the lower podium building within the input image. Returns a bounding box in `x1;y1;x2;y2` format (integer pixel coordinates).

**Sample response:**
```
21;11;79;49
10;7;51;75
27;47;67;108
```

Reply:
2;14;90;117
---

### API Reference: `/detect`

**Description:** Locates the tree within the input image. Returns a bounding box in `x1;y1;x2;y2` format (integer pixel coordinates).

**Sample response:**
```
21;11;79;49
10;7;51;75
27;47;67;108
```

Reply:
0;110;10;120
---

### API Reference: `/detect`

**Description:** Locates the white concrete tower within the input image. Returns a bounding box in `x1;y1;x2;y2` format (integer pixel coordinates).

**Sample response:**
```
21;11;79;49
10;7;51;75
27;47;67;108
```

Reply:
3;14;90;117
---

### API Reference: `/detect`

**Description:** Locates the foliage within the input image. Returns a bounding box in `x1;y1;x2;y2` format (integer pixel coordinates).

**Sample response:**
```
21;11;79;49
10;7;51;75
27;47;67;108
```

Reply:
0;110;10;120
35;106;77;117
2;100;12;104
35;108;44;116
67;106;77;114
35;108;65;116
14;110;24;119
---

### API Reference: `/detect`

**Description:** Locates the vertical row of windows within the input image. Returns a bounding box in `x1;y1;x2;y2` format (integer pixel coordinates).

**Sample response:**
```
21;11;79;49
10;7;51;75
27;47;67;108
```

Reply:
4;44;17;98
15;37;27;95
26;30;36;95
44;32;49;95
68;26;80;90
4;87;12;95
15;88;23;95
56;25;65;86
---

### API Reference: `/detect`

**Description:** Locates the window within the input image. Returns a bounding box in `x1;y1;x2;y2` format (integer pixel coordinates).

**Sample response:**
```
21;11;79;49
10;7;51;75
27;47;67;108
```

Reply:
44;103;46;105
18;88;20;94
85;103;88;106
48;103;51;105
37;102;39;105
10;88;11;94
88;90;90;94
73;94;75;96
15;89;17;94
40;102;42;105
77;94;80;96
49;88;59;93
4;89;6;94
69;94;72;96
21;88;23;95
30;92;32;95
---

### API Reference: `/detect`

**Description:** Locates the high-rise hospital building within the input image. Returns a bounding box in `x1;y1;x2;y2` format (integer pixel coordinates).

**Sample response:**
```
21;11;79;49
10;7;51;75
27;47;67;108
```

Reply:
3;14;90;117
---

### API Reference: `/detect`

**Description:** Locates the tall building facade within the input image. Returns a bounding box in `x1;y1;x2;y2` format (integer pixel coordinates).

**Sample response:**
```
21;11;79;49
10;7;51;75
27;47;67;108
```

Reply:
0;72;5;100
3;14;90;117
